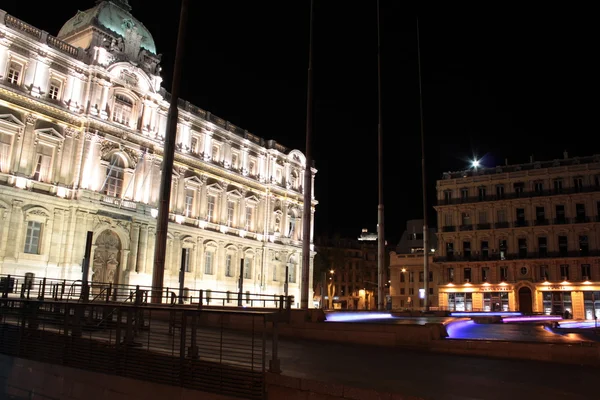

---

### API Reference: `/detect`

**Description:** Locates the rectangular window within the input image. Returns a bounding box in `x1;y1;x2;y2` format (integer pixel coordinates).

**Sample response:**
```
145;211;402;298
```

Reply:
555;204;565;223
0;132;12;173
461;188;469;200
464;268;471;282
24;221;42;254
481;240;489;258
419;271;424;282
225;254;232;277
444;213;453;227
446;242;454;259
206;195;215;222
226;201;235;227
497;209;507;223
245;206;253;231
289;263;296;283
538;237;547;257
184;189;194;217
48;78;62;100
112;94;133;126
243;258;252;279
7;61;22;85
518;238;527;258
579;235;589;256
204;251;214;275
191;137;198;153
478;211;488;224
540;265;549;281
182;248;191;272
447;267;454;283
514;182;524;196
560;264;569;281
496;185;504;199
32;144;53;182
231;153;239;169
536;206;545;222
500;266;508;281
478;187;486;201
499;239;508;260
516;208;525;224
409;272;414;283
581;264;591;281
558;235;568;256
444;191;452;203
553;179;563;194
534;181;543;193
482;267;489;282
249;160;256;175
575;203;586;222
573;177;583;192
463;241;471;258
211;145;219;161
105;163;124;198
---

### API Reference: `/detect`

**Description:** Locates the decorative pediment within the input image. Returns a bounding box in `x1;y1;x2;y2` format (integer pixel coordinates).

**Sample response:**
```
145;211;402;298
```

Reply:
206;181;224;192
0;113;25;130
35;128;64;142
246;194;260;204
184;175;204;187
227;189;243;198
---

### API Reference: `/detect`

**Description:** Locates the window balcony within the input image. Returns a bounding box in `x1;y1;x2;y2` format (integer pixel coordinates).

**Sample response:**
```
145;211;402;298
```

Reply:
442;226;456;232
495;221;510;229
459;224;473;231
574;216;590;223
476;223;491;230
534;218;549;226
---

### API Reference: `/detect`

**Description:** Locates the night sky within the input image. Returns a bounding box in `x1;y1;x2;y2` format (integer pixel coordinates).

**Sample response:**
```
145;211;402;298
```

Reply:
3;1;595;244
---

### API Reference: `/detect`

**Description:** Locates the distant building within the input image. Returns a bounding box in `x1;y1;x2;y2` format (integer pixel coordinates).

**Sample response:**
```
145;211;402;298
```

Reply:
434;153;600;318
389;220;439;310
314;230;390;310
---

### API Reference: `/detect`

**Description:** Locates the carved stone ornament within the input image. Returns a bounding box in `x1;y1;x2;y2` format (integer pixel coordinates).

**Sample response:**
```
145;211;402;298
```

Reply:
293;154;300;162
64;127;80;139
28;209;49;217
100;140;119;159
26;114;37;125
119;69;139;88
122;147;141;166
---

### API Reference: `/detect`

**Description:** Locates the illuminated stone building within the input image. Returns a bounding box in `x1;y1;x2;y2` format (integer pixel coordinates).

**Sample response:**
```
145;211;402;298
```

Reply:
0;1;317;306
434;154;600;318
315;230;389;310
389;219;439;310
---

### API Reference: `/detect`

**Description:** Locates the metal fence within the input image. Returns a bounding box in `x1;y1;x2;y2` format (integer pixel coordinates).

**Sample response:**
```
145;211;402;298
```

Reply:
0;274;294;310
0;298;272;399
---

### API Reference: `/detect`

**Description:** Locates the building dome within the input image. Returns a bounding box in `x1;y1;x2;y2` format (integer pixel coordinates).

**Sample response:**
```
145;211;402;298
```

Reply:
57;0;157;54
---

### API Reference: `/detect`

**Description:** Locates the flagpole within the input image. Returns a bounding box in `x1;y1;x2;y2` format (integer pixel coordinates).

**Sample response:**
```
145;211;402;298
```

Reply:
376;0;385;310
300;0;315;309
151;0;189;303
417;17;430;311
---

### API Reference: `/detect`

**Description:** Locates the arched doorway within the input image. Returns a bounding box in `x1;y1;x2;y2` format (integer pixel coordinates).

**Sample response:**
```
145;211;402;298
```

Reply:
92;230;122;285
518;287;533;314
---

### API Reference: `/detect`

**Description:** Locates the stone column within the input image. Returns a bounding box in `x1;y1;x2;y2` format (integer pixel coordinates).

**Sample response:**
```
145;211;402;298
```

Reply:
119;249;131;284
203;130;213;161
7;200;23;260
136;224;148;273
48;209;64;265
129;223;140;272
0;206;12;261
238;189;247;228
99;81;111;119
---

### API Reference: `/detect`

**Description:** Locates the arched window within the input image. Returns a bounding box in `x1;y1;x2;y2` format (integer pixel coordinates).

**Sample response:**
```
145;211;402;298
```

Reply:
287;209;297;238
112;94;134;126
105;154;125;197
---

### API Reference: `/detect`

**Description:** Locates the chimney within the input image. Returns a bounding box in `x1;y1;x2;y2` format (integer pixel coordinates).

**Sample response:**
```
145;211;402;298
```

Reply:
530;155;534;163
563;150;569;159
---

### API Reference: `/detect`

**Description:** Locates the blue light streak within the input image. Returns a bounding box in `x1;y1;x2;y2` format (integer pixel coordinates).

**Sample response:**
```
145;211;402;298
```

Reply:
450;312;521;317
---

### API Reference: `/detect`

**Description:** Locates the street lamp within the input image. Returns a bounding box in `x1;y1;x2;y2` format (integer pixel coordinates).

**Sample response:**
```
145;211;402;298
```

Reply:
471;159;480;169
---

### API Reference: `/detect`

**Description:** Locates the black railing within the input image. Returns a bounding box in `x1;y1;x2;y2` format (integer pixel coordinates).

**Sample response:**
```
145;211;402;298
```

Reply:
437;184;600;206
0;299;273;399
434;250;600;263
0;274;294;311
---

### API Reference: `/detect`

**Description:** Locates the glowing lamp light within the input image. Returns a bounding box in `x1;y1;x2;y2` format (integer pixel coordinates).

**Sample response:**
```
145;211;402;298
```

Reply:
175;215;185;224
15;177;27;189
150;208;158;218
472;159;480;168
56;187;68;198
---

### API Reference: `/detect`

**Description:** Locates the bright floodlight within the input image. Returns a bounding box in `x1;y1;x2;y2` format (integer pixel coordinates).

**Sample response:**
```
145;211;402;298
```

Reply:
472;159;480;168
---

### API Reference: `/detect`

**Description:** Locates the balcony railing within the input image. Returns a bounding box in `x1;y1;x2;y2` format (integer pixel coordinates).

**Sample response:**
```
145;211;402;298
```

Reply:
433;250;600;263
437;184;600;206
440;217;599;233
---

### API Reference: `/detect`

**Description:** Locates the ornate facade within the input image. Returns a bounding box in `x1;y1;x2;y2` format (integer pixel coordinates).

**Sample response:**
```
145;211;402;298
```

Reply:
0;1;317;306
434;154;600;318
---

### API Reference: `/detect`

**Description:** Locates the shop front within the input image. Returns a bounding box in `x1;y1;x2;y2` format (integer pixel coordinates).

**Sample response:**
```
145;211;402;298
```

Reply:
439;284;516;312
535;283;600;320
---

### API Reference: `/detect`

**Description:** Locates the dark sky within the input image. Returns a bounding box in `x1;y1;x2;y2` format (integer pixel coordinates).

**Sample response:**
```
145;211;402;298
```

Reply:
3;1;596;244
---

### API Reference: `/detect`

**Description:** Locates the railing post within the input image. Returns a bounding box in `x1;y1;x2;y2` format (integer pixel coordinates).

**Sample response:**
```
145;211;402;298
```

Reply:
106;283;112;302
188;312;198;359
268;320;281;373
198;289;203;310
1;274;10;298
38;278;46;300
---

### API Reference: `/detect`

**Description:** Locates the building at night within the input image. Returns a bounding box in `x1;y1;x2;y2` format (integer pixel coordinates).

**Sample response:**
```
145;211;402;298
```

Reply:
434;153;600;318
314;230;389;310
389;219;439;310
0;1;317;305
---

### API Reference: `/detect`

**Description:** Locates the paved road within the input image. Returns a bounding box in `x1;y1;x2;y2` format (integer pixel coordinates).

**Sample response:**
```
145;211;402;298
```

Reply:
274;336;598;400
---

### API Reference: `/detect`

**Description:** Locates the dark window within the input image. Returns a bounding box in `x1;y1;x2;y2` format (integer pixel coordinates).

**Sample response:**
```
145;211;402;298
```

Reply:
482;267;489;282
554;179;563;193
444;191;452;202
447;268;454;283
446;242;454;259
540;265;549;281
560;265;569;281
514;182;524;196
518;238;527;258
499;239;508;260
500;267;508;281
555;205;565;223
573;177;583;192
534;182;543;193
481;241;489;258
496;185;505;198
576;203;586;222
463;241;471;259
581;264;591;280
579;235;589;256
478;187;486;201
558;235;568;256
464;268;472;282
538;237;547;257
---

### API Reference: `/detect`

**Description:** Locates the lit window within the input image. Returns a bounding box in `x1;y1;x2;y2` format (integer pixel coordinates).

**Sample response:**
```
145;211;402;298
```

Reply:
7;61;22;85
226;201;235;226
206;195;215;222
0;132;13;173
249;160;256;175
48;78;62;100
231;153;239;169
112;94;133;126
212;145;219;161
182;248;191;272
184;189;194;217
245;206;253;231
105;154;124;197
191;137;198;154
288;262;296;283
225;254;233;277
32;144;53;182
24;221;42;254
204;251;214;275
243;258;253;279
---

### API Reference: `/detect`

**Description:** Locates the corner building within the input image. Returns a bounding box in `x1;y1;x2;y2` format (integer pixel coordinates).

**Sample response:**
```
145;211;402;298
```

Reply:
0;1;317;306
434;154;600;319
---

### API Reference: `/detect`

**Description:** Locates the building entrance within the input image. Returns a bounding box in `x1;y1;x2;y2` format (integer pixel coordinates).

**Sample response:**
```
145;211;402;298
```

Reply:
518;287;533;314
